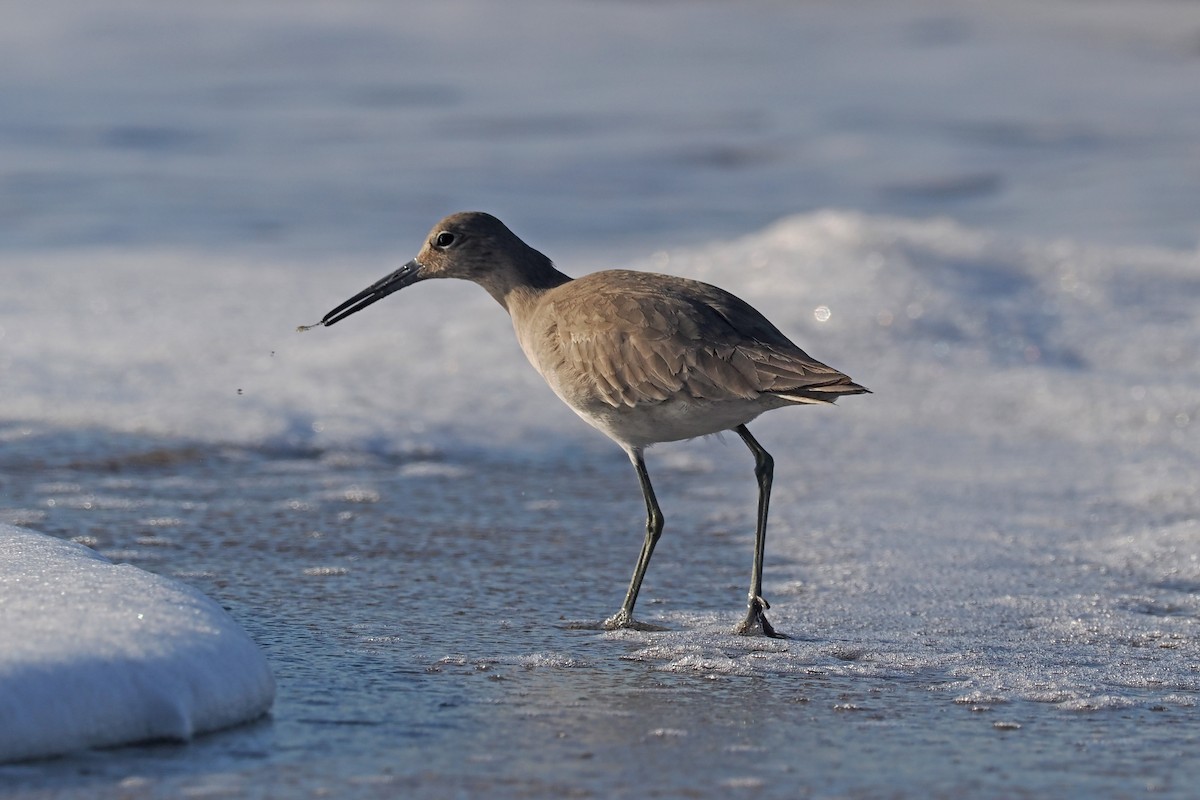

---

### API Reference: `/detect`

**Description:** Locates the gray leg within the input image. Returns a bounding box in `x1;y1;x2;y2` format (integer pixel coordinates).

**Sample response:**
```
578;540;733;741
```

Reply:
604;448;665;630
733;425;784;638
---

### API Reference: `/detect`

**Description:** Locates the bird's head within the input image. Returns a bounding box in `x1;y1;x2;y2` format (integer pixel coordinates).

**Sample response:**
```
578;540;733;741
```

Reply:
310;211;557;328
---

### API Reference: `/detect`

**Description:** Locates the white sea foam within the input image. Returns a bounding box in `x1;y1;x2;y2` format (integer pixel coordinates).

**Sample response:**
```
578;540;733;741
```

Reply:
2;211;1194;456
0;526;275;763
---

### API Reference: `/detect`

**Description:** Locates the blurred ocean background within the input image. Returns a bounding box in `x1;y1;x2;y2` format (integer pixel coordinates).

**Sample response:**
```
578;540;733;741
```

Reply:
2;1;1199;797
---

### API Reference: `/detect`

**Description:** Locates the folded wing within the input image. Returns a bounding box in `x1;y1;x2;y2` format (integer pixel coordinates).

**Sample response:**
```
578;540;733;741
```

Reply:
544;271;868;409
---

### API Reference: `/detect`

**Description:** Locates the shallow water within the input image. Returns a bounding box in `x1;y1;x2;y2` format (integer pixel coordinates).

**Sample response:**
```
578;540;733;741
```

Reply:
2;430;1197;798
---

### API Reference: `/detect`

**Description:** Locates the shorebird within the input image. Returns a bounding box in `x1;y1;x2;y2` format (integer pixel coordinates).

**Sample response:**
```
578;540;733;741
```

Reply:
303;212;867;637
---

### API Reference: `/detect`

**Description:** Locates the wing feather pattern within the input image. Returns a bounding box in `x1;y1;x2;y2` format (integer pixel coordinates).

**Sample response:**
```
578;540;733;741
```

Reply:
536;270;868;409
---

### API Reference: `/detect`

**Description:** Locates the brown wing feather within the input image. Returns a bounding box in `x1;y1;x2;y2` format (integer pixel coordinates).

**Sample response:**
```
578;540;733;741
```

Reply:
539;270;866;409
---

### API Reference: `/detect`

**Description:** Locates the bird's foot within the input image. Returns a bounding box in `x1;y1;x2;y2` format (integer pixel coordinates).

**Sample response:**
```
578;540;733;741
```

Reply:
734;596;786;639
602;609;669;632
602;609;631;630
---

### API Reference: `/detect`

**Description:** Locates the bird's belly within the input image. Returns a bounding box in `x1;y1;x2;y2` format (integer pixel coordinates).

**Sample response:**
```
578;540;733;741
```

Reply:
515;319;779;450
566;396;772;450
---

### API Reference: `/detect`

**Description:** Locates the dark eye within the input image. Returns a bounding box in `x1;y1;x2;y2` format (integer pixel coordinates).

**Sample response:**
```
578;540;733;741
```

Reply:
434;231;455;248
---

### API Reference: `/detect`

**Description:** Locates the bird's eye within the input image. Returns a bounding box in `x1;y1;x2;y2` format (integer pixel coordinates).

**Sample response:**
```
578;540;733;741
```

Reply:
434;232;456;248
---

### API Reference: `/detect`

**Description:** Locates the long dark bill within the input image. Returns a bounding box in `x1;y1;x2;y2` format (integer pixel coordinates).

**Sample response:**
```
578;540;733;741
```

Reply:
321;259;423;327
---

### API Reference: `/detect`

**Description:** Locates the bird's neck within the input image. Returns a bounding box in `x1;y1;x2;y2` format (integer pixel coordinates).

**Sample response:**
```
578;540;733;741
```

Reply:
483;249;572;318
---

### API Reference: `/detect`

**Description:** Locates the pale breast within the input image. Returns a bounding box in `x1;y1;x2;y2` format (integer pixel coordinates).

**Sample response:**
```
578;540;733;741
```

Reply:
575;394;789;449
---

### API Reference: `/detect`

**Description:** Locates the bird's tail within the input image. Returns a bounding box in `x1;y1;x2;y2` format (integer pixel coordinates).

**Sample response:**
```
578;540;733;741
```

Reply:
769;377;871;405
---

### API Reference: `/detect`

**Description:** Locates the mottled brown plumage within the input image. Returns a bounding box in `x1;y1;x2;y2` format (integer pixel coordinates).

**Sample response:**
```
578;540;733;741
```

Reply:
314;211;868;636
